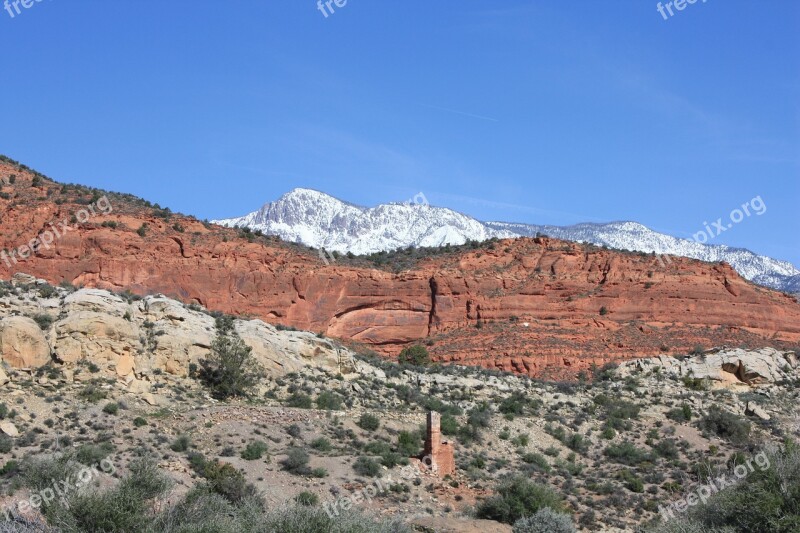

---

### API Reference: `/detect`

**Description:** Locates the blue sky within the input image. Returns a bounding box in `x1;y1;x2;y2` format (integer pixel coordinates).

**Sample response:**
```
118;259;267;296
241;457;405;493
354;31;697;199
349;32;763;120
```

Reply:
1;1;797;265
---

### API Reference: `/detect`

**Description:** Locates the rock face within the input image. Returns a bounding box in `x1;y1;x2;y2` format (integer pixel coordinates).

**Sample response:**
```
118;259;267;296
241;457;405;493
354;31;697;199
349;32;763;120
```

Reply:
1;161;799;378
0;284;352;383
0;316;51;368
617;347;798;385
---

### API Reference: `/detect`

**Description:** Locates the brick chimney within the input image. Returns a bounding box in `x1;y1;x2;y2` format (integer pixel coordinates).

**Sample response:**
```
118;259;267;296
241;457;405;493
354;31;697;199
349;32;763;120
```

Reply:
422;411;455;477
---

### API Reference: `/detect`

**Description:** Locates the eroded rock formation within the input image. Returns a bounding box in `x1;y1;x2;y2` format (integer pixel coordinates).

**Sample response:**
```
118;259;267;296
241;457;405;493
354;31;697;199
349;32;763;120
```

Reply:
1;161;799;378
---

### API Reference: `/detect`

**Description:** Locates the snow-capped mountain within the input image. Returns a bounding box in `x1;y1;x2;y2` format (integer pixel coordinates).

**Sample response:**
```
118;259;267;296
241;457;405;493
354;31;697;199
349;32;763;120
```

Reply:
213;189;800;294
212;188;515;256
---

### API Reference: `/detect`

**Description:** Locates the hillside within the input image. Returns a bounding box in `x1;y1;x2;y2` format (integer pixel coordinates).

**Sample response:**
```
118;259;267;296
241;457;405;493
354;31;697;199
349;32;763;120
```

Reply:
0;157;799;379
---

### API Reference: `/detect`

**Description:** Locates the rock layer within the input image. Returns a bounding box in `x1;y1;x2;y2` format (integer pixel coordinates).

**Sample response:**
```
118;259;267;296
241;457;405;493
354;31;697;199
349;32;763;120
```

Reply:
1;161;799;378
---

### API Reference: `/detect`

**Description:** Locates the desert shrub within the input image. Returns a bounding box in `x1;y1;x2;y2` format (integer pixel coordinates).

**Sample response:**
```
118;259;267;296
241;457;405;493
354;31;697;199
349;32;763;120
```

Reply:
440;413;459;435
282;448;310;475
499;392;541;417
261;504;411;533
618;469;644;493
699;406;751;445
604;441;652;466
521;452;550;473
294;491;319;506
311;437;332;452
398;345;430;366
101;402;119;415
666;404;693;422
286;393;313;409
198;319;265;400
201;460;259;504
476;475;567;525
170;435;191;452
315;391;343;411
241;441;269;461
31;313;53;331
512;507;576;533
45;458;170;531
683;377;710;391
133;417;148;427
357;413;380;432
654;439;679;460
38;284;58;299
0;435;12;454
397;430;422;456
76;443;114;465
353;456;381;477
649;443;800;532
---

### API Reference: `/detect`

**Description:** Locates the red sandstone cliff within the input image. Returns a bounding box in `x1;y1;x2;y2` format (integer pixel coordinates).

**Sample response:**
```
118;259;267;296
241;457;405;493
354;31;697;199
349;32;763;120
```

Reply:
1;160;798;378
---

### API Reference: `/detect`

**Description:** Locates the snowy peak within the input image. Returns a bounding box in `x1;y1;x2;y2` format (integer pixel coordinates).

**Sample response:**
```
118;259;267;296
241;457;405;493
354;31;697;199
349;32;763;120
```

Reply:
212;189;514;255
212;190;799;294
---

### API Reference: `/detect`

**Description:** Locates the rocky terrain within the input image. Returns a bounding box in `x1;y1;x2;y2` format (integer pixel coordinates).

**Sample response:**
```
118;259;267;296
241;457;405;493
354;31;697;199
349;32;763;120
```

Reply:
0;158;799;380
0;279;797;531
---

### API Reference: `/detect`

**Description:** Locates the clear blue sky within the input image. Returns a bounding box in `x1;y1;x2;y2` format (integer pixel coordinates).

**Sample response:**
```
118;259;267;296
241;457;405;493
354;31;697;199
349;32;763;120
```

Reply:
1;1;797;265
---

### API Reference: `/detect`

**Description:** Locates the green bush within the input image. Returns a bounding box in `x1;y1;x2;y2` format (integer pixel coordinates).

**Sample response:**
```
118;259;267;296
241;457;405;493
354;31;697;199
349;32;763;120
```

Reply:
170;435;191;452
357;413;380;431
521;452;551;473
76;442;114;465
295;491;319;506
648;443;800;533
604;441;652;466
133;417;148;427
102;402;119;415
397;430;422;456
286;393;313;409
201;459;259;504
0;434;12;454
699;406;751;445
261;504;410;533
315;391;343;411
476;475;568;525
282;448;310;475
241;441;269;461
512;507;576;533
618;469;644;493
198;322;265;400
666;404;693;422
45;458;170;531
398;345;430;366
31;313;53;331
311;437;332;452
353;456;381;477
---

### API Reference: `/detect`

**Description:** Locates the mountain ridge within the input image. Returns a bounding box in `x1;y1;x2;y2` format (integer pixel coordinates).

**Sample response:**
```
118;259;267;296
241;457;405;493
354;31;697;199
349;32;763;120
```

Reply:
214;189;800;294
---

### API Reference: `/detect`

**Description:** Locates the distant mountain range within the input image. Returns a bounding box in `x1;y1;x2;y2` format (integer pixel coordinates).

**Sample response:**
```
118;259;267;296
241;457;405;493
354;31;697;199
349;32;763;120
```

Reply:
212;188;800;294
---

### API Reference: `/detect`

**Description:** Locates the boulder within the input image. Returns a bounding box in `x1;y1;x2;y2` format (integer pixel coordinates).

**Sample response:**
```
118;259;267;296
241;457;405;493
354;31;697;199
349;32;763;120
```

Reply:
745;401;771;421
0;316;51;368
0;422;19;437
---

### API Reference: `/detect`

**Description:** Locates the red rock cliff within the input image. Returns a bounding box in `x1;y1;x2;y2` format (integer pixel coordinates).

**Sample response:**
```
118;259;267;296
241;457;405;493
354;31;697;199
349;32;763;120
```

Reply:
1;160;798;378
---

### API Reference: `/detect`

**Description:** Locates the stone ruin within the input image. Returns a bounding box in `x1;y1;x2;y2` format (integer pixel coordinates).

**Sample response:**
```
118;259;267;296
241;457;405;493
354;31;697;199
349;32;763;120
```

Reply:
421;411;455;477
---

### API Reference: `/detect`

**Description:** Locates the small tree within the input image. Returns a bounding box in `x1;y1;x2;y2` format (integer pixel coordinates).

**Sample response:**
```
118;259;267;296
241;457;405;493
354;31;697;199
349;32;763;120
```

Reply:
198;317;264;399
398;345;431;366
